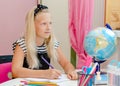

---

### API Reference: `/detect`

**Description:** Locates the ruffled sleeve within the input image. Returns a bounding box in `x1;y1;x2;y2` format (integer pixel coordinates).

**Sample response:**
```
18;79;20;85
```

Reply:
12;37;27;54
54;40;60;49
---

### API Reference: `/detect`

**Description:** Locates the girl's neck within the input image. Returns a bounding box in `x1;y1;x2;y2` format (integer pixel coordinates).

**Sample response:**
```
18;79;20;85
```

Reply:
36;37;45;46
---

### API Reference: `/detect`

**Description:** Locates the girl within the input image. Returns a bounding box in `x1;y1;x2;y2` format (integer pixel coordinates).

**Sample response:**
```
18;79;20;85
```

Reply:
12;4;78;80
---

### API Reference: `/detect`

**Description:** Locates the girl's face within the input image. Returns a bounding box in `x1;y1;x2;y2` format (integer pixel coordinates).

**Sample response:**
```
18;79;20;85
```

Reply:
34;12;52;40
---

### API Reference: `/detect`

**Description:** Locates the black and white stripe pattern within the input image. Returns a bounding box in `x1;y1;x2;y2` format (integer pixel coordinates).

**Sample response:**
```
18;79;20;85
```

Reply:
13;37;27;53
37;45;47;54
13;37;60;54
54;40;60;49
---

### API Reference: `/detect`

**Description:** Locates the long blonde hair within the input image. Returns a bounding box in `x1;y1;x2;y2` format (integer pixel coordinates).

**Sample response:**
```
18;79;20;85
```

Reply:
25;6;56;69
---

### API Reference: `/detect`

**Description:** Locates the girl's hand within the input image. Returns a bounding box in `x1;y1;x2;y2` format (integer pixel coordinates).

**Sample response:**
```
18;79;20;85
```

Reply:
67;71;78;80
44;69;61;79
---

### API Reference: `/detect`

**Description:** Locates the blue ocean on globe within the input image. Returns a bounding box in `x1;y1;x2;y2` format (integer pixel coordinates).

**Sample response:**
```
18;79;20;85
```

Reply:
84;27;117;61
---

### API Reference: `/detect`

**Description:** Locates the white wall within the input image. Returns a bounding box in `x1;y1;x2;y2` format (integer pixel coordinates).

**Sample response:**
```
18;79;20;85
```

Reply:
92;0;105;29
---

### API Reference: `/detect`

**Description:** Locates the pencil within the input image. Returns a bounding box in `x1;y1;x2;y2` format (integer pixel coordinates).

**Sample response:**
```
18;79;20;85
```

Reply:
41;56;54;69
27;81;58;86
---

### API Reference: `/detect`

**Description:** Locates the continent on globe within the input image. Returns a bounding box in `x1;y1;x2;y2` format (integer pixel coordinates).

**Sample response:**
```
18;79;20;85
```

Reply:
95;35;108;53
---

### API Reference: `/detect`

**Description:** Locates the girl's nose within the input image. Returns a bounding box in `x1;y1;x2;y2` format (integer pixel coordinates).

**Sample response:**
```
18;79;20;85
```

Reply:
47;24;51;29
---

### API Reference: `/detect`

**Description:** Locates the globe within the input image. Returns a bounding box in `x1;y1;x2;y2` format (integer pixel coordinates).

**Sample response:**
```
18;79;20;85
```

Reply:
84;27;117;61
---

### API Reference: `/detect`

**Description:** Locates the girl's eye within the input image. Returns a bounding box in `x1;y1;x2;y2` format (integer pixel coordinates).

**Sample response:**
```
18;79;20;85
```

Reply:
40;23;46;26
42;23;46;25
40;22;52;26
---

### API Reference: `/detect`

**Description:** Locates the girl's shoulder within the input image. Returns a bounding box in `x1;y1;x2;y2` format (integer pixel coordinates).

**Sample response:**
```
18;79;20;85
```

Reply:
13;37;25;46
16;37;25;43
54;39;60;48
12;37;27;53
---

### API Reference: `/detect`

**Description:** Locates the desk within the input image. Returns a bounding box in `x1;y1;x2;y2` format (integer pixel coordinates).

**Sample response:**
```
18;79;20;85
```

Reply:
0;78;78;86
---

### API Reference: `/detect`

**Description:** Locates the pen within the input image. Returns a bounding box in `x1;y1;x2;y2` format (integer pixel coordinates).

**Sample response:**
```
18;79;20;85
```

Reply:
41;55;54;69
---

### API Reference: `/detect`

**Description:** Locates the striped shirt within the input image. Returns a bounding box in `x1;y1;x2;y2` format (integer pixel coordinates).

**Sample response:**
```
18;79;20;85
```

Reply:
12;37;60;69
13;37;60;55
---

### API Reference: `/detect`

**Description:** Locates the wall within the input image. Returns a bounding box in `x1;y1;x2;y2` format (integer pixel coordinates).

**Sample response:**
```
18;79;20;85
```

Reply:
0;0;37;55
92;0;105;28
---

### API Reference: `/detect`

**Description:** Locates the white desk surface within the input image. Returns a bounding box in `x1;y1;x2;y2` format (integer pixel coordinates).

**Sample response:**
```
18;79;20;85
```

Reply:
0;78;108;86
0;78;78;86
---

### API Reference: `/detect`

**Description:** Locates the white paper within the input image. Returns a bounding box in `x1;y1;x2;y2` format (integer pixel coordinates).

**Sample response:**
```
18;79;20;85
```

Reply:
24;74;70;83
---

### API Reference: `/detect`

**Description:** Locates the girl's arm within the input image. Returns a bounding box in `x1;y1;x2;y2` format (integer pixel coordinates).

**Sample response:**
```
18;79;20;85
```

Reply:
12;45;61;79
56;46;78;80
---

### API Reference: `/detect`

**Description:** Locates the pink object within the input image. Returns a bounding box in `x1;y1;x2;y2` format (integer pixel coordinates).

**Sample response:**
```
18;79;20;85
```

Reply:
68;0;94;68
0;62;12;83
0;1;37;55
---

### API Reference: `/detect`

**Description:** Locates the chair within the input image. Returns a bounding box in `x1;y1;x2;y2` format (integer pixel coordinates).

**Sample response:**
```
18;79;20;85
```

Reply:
0;55;13;83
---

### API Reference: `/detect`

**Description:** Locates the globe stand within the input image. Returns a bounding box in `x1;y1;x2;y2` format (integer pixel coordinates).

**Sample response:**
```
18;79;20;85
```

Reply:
93;56;106;73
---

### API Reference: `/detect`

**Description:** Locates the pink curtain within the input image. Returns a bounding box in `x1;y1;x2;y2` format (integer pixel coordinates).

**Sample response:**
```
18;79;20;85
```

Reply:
68;0;94;68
